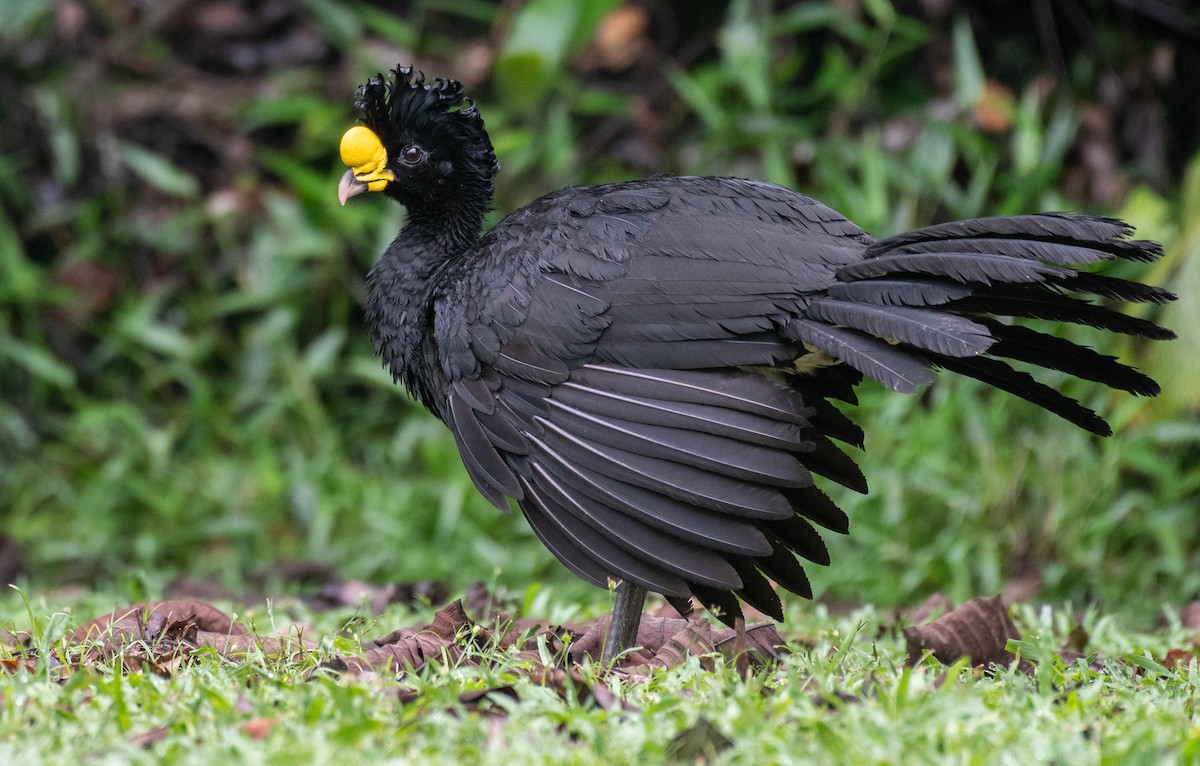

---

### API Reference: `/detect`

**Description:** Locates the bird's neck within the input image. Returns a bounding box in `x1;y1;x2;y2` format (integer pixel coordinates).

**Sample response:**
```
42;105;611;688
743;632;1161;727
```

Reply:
364;198;487;409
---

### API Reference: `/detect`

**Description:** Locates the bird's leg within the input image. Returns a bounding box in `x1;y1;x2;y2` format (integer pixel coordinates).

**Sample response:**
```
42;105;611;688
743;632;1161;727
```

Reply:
600;581;647;665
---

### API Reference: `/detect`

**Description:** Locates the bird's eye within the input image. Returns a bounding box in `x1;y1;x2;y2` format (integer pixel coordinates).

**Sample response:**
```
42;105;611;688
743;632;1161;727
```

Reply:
401;146;425;165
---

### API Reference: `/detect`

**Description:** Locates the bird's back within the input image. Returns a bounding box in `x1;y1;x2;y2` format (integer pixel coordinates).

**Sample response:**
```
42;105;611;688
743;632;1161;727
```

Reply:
425;176;876;401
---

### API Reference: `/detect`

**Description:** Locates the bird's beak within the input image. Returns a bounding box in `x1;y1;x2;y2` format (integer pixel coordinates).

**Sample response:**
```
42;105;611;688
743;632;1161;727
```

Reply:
338;169;370;205
338;125;395;205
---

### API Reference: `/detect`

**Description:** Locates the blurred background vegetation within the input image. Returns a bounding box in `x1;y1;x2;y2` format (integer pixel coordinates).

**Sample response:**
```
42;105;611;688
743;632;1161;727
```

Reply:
1;0;1197;620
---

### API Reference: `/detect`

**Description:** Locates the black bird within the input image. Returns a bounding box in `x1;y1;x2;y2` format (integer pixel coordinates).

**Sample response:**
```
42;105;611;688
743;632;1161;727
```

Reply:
337;67;1174;662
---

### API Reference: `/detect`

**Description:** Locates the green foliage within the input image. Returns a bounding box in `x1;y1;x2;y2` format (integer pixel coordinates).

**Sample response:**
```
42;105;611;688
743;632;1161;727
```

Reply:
667;1;1080;233
1;593;1198;763
1121;153;1200;417
0;0;1195;621
497;0;620;111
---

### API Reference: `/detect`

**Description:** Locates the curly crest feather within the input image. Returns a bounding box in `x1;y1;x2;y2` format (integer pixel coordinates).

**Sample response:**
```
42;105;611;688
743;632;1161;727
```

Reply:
352;65;497;191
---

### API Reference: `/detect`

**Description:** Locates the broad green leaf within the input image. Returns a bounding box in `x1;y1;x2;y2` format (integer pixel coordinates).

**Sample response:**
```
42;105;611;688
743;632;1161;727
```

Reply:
0;336;76;388
116;142;200;199
952;15;984;108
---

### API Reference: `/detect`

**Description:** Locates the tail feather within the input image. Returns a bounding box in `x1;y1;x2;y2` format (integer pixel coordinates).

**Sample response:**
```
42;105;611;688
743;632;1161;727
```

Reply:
866;213;1140;254
950;287;1175;340
756;535;814;599
728;556;785;621
826;278;972;307
804;300;994;357
780;485;850;534
1051;273;1176;304
874;234;1162;265
802;213;1172;433
836;252;1067;285
980;321;1161;396
931;354;1112;436
786;320;934;393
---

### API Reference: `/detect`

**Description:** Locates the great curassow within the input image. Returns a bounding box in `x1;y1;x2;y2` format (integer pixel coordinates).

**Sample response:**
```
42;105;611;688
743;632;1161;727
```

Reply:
337;67;1174;663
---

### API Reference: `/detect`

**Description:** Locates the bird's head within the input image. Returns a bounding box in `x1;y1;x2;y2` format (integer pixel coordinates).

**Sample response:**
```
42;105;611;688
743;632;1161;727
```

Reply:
337;66;498;208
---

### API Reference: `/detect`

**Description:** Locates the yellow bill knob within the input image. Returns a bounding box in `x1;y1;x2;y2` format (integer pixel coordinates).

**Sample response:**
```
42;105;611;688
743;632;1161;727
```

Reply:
340;125;385;169
338;125;394;203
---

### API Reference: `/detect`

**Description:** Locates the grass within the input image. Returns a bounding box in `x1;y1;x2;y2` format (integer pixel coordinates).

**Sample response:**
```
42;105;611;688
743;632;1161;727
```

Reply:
2;589;1198;764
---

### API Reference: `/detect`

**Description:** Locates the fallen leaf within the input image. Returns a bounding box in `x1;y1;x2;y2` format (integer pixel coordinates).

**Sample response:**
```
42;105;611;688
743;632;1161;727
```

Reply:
719;622;788;666
904;595;1020;669
649;621;717;670
241;716;279;740
197;631;317;658
974;79;1016;133
568;612;787;671
569;613;690;664
71;600;243;645
592;4;650;70
1164;648;1198;671
1;658;37;674
456;686;521;720
908;592;952;626
332;600;474;675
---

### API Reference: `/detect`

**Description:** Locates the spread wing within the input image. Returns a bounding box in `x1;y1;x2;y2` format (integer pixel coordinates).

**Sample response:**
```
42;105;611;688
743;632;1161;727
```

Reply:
429;177;870;623
427;176;1170;624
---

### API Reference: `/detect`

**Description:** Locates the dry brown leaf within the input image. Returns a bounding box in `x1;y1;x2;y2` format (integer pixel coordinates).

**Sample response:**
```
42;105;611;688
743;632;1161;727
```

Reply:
908;592;952;626
569;612;787;671
974;80;1016;133
333;600;474;675
198;631;318;657
1;658;37;675
456;686;521;719
241;716;279;740
41;590;788;714
62;599;321;672
592;4;650;70
650;621;718;670
1164;648;1198;671
71;600;244;645
741;622;788;657
84;610;197;665
904;595;1020;669
569;613;691;663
